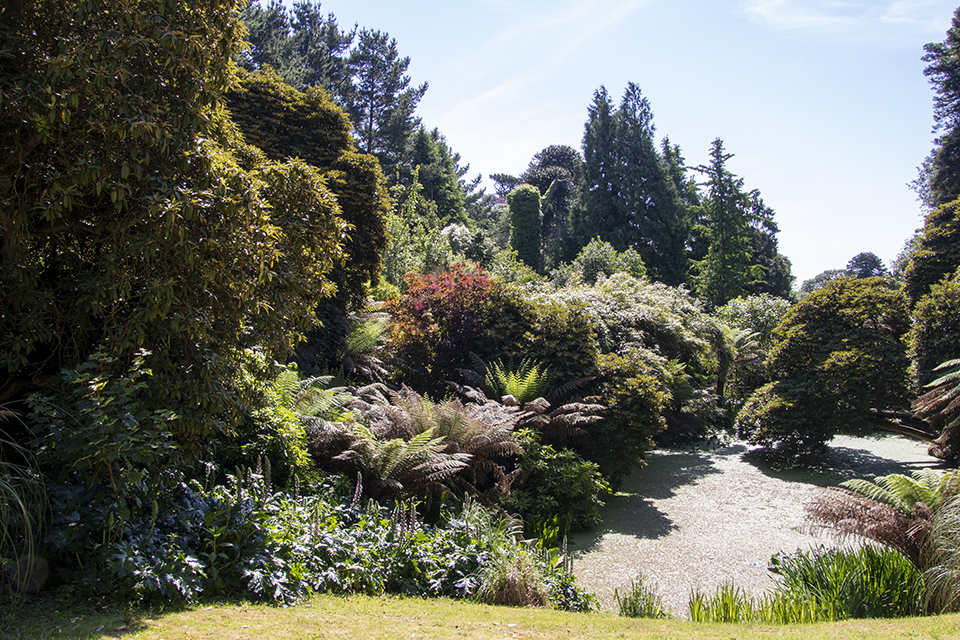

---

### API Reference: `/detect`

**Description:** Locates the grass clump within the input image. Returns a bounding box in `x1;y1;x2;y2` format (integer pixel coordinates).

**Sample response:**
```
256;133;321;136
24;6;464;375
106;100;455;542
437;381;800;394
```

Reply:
615;575;670;619
687;545;925;623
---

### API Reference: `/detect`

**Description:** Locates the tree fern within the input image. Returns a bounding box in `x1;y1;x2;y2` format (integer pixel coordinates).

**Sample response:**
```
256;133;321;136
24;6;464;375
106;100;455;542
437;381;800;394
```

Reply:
840;470;949;514
807;470;960;569
342;315;391;381
334;424;471;500
268;368;353;422
356;390;523;504
914;359;960;461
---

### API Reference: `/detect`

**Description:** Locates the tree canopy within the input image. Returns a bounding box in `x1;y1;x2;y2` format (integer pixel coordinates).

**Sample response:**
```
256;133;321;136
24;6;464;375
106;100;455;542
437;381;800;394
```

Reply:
736;278;910;457
574;84;688;285
0;0;367;452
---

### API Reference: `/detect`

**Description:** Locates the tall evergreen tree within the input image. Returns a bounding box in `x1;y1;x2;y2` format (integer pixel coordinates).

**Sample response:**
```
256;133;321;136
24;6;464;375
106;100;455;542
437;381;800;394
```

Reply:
342;28;427;177
290;0;354;93
238;0;352;94
575;86;620;248
921;7;960;207
575;84;687;285
613;83;687;285
692;139;757;307
407;127;467;225
661;136;701;209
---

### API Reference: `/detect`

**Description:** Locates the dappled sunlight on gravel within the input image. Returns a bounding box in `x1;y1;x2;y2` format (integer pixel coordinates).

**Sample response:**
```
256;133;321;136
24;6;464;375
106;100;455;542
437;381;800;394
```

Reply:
569;432;945;617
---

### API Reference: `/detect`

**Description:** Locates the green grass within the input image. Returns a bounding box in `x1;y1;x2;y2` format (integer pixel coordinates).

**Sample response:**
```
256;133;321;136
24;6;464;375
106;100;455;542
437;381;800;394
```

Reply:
3;592;960;640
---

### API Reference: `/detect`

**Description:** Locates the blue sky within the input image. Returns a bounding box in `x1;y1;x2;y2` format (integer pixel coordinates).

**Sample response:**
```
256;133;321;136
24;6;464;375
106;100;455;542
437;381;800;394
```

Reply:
314;0;958;285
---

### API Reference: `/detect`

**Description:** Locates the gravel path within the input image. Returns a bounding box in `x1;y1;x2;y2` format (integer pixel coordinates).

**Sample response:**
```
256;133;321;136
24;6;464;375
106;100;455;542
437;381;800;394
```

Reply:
568;433;947;616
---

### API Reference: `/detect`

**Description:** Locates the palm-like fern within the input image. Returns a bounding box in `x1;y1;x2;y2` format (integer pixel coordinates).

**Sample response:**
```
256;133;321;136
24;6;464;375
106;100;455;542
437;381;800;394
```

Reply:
269;369;354;422
357;390;523;504
334;424;471;501
914;359;960;461
723;328;763;399
806;470;960;568
342;315;391;382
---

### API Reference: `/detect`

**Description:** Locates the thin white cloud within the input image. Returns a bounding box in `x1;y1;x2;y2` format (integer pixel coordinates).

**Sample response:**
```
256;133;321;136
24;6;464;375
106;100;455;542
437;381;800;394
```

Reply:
741;0;954;41
431;0;656;132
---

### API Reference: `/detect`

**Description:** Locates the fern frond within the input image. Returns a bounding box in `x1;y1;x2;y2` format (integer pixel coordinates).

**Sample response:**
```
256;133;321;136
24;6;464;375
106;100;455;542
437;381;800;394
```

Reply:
840;471;943;515
485;358;550;405
346;317;391;355
546;376;595;403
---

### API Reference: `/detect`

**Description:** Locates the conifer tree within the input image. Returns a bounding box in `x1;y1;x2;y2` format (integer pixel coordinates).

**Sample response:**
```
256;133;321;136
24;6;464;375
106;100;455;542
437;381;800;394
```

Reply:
692;139;757;307
575;84;687;285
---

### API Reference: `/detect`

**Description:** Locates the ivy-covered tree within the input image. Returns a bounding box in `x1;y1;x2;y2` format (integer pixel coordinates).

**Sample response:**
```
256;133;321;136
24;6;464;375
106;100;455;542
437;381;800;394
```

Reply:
736;278;911;457
508;184;543;272
0;0;349;448
520;145;583;269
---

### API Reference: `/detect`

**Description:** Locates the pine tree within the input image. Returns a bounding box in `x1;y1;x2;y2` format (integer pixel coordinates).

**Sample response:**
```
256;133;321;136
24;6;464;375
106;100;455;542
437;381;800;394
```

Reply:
342;28;427;177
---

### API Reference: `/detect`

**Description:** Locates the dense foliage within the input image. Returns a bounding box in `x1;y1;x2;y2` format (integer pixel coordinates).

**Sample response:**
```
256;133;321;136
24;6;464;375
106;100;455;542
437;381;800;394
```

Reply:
386;264;497;394
737;278;910;456
508;184;543;272
0;0;354;460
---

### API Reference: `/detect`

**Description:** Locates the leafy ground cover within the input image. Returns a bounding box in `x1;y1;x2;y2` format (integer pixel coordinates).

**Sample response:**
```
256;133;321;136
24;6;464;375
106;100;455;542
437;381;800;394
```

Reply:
3;592;960;640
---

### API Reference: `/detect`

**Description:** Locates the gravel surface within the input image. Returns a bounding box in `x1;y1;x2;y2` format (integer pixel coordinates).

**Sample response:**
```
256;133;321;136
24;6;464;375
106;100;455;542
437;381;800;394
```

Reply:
568;433;948;616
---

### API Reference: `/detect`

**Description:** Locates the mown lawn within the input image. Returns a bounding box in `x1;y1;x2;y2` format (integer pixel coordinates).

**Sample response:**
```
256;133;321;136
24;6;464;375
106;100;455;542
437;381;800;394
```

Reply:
4;592;960;640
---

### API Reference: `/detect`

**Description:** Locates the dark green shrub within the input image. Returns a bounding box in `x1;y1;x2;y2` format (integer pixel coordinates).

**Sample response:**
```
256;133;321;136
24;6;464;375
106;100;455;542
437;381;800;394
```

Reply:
27;350;180;499
909;269;960;389
736;277;910;457
507;429;610;540
904;198;960;306
584;349;670;488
